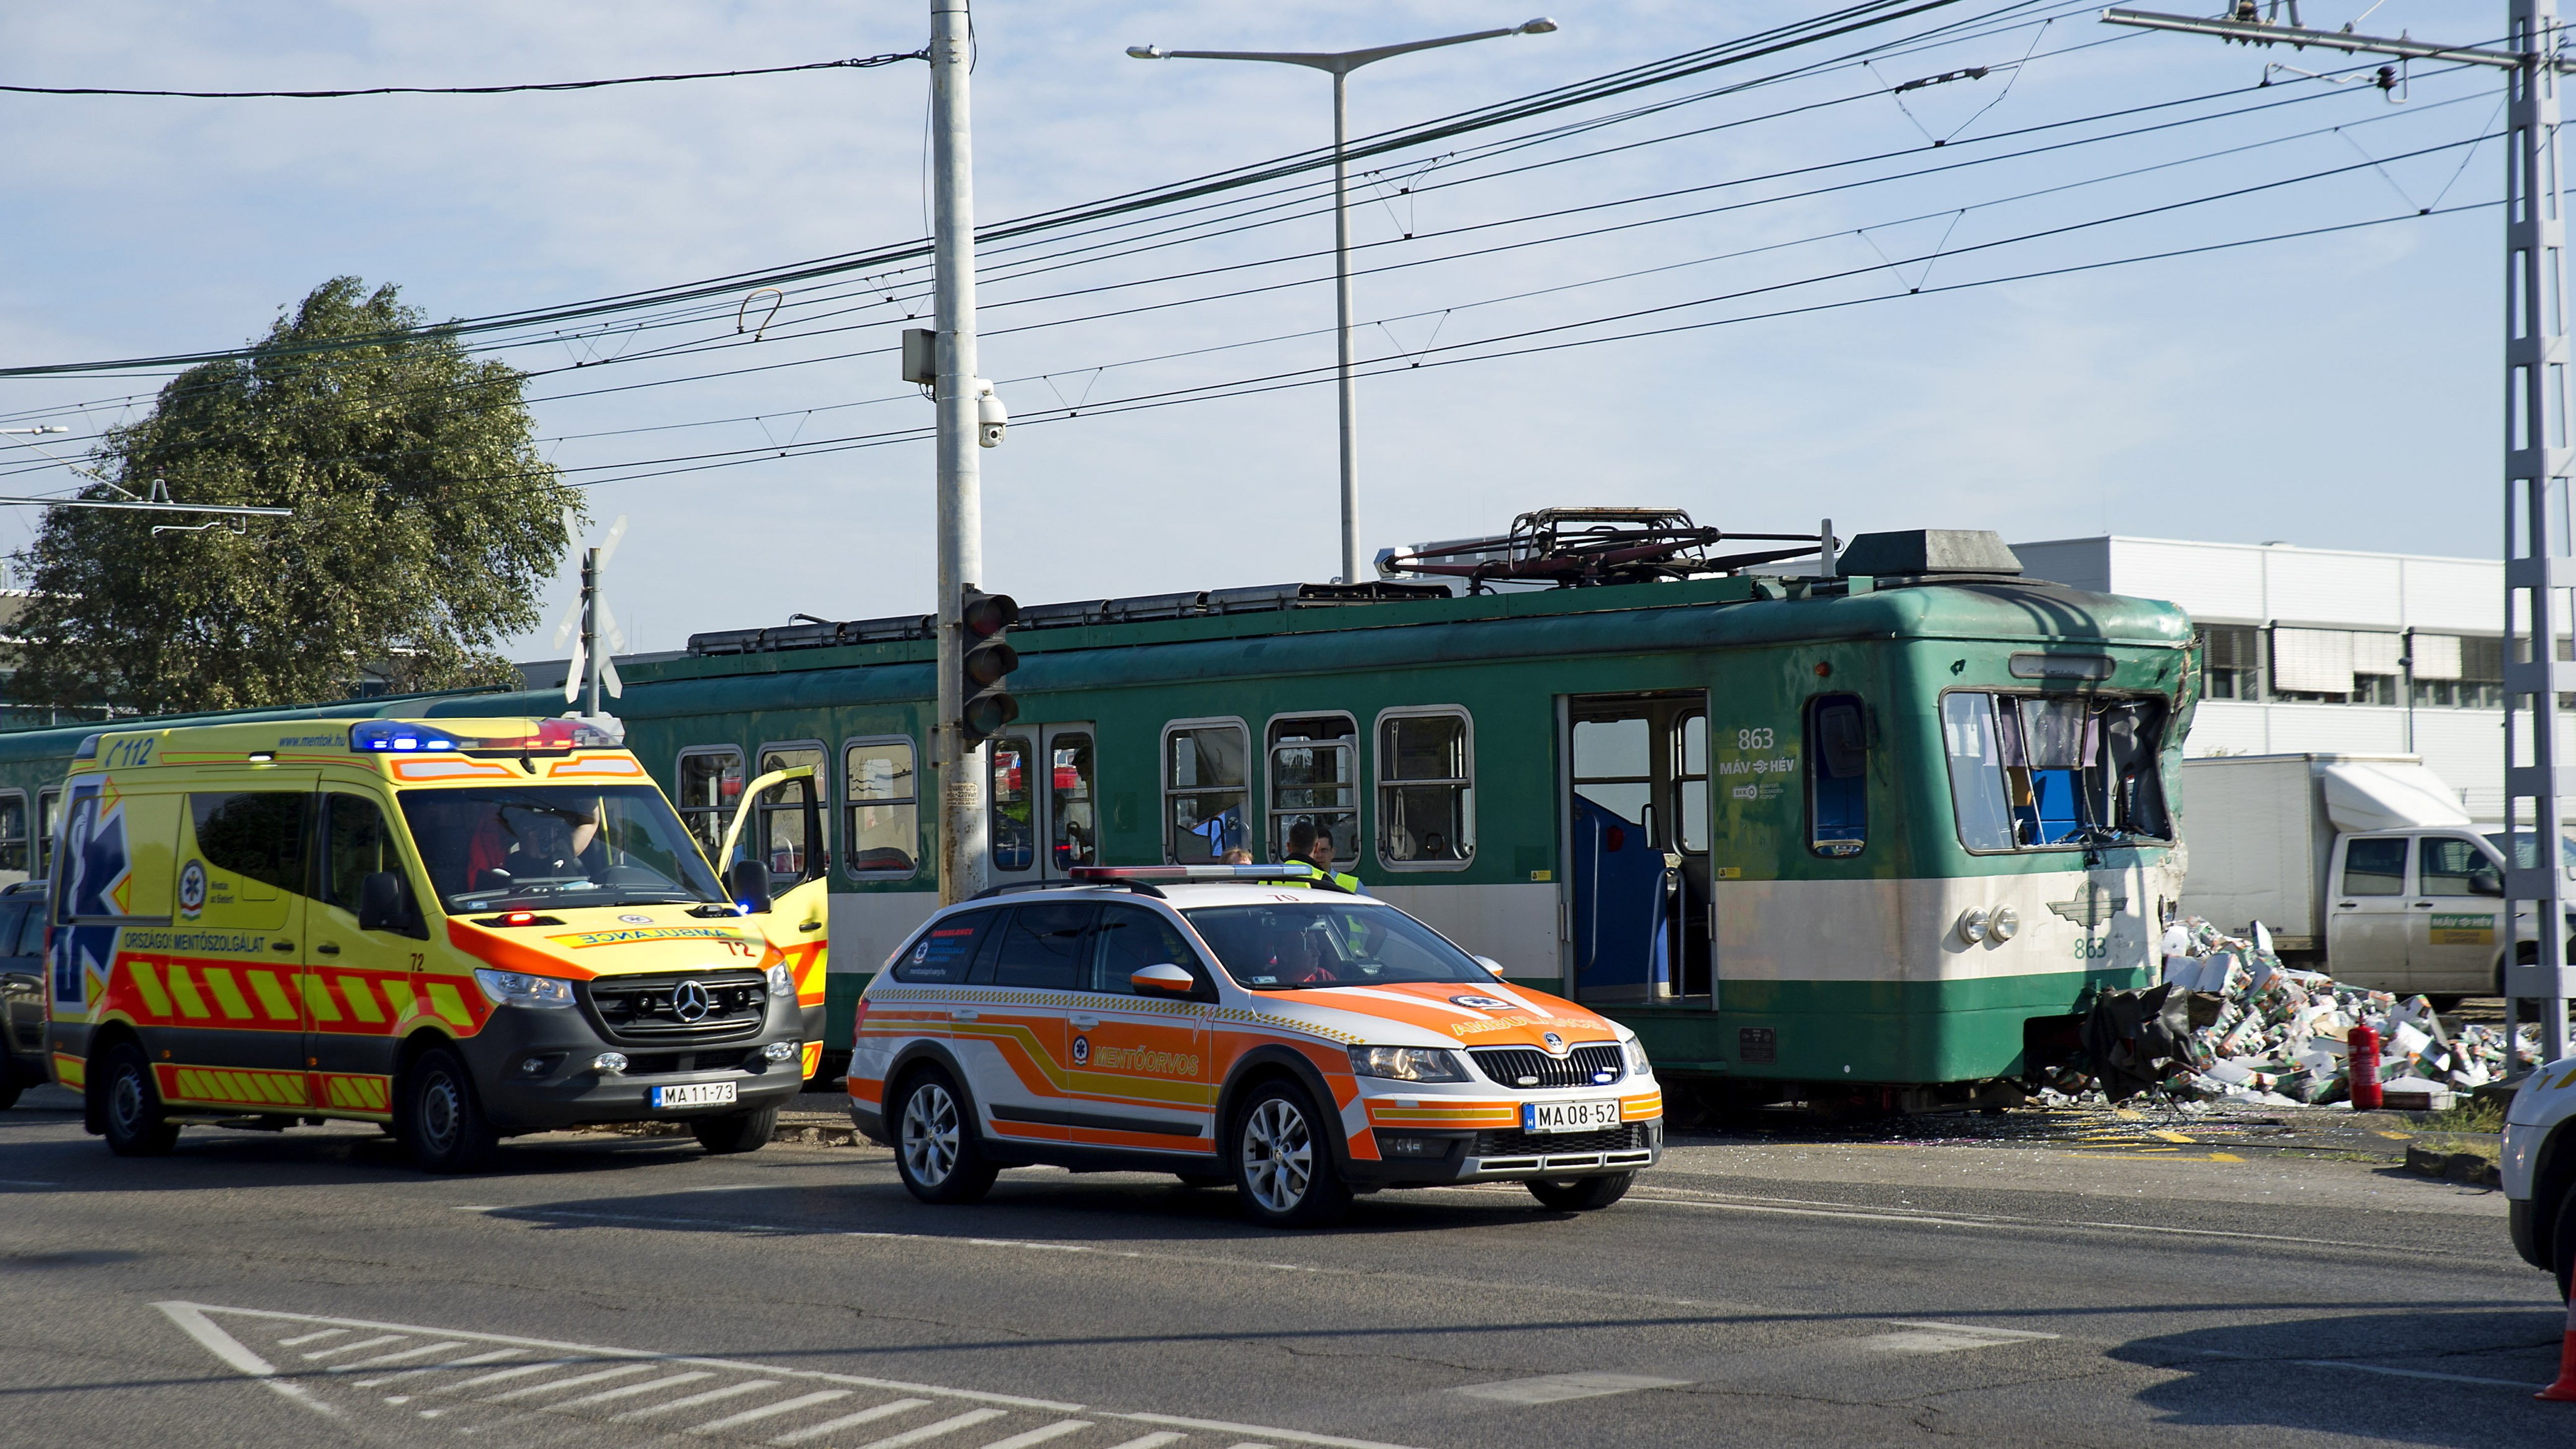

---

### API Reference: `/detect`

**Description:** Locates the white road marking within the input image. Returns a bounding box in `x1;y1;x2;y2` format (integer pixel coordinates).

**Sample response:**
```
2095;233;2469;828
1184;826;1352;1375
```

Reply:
275;1329;346;1347
1449;1371;1690;1404
443;1356;594;1391
301;1333;407;1359
552;1370;714;1409
830;1407;1010;1449
764;1397;931;1445
485;1363;657;1401
689;1389;855;1434
2290;1359;2545;1389
1118;1413;1420;1449
1857;1329;2050;1355
331;1340;468;1372
1590;1183;2408;1254
979;1421;1094;1449
151;1303;335;1417
615;1378;780;1419
1098;1436;1187;1449
353;1347;525;1387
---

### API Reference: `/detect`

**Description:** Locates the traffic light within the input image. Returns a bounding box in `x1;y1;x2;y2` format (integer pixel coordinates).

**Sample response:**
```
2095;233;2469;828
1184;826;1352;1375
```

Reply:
958;588;1019;743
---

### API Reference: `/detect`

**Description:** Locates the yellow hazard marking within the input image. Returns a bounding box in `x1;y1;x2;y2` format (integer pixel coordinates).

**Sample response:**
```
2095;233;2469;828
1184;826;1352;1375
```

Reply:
165;965;211;1020
381;978;418;1018
52;1052;85;1091
2374;1130;2413;1141
424;981;473;1029
200;966;254;1020
2113;1108;2144;1121
337;976;383;1024
169;1065;308;1107
300;974;343;1023
248;970;295;1021
127;960;172;1016
2149;1129;2195;1144
2207;1151;2245;1162
320;1074;391;1112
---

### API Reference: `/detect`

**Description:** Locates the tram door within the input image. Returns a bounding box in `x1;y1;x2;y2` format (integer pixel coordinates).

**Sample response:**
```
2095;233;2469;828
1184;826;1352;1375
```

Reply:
986;724;1099;885
1564;694;1711;1004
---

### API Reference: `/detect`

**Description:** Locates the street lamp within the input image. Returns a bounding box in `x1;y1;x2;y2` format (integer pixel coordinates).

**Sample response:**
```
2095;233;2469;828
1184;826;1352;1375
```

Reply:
1130;18;1559;585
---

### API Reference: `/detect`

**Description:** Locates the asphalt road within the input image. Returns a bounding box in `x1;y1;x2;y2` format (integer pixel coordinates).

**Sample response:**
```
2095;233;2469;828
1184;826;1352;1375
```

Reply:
1;1083;2567;1449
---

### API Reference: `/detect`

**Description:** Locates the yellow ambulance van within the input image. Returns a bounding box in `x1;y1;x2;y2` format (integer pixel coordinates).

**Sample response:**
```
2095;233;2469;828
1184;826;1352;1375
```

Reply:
44;716;828;1171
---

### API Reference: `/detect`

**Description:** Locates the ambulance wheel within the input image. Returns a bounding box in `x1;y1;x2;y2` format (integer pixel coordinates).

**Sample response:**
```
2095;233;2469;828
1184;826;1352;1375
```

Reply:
400;1047;497;1173
692;1105;777;1155
98;1040;178;1157
892;1068;995;1204
1527;1173;1632;1211
1230;1080;1349;1228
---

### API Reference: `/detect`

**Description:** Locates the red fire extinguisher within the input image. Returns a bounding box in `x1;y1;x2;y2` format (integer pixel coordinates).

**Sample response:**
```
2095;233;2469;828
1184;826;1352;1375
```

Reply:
2349;1021;2383;1110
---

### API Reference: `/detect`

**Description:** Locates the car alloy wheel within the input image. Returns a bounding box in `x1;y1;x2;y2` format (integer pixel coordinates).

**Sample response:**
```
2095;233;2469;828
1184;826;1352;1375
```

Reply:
1240;1097;1314;1214
902;1080;963;1188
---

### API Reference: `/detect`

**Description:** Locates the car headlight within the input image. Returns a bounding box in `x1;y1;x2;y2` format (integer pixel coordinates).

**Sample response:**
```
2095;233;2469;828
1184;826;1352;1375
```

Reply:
765;963;795;996
1623;1036;1652;1077
1349;1045;1468;1082
473;968;575;1009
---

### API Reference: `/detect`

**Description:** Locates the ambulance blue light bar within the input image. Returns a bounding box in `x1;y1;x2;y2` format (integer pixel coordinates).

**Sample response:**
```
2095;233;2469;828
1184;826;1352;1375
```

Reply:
1068;864;1323;884
351;722;461;753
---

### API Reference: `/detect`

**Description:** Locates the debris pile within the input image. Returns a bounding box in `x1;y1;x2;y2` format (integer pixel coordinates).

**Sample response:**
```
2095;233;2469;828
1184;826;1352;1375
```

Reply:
2051;917;2541;1107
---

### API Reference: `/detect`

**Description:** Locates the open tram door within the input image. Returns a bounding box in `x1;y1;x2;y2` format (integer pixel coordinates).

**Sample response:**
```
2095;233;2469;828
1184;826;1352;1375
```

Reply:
717;763;830;1078
1560;693;1712;1005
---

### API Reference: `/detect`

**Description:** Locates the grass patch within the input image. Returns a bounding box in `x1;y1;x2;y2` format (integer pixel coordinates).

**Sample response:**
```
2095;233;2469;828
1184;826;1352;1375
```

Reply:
2421;1097;2506;1134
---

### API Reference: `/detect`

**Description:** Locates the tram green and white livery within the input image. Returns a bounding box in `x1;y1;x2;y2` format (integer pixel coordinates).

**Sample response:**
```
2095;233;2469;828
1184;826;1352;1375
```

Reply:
0;527;2194;1103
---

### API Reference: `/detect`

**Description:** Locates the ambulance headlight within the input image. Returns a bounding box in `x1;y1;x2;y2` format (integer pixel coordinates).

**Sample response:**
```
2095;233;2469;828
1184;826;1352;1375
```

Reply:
474;968;576;1009
1349;1045;1468;1082
1623;1037;1652;1077
765;963;794;996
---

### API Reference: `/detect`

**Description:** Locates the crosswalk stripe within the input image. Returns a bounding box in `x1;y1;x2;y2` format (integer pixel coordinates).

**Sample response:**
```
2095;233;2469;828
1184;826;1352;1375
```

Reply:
353;1348;524;1387
485;1363;655;1401
765;1397;930;1446
830;1407;1010;1449
276;1329;346;1347
303;1334;406;1360
979;1421;1094;1449
552;1370;714;1409
442;1357;589;1392
687;1389;853;1434
614;1379;779;1420
1097;1435;1187;1449
332;1341;467;1372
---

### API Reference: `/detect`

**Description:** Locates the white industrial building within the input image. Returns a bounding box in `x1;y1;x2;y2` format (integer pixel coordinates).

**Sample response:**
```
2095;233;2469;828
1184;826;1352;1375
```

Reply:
2011;536;2519;819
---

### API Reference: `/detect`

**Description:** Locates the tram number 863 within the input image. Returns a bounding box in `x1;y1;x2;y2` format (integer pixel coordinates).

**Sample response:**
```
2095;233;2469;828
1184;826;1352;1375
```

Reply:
1737;727;1775;750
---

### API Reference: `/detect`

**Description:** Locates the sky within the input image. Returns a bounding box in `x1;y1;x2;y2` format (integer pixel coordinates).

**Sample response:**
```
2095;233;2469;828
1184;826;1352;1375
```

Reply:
0;1;2521;659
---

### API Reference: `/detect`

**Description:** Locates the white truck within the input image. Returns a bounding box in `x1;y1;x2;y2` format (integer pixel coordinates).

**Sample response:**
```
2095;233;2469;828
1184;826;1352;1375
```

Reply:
2179;753;2572;1005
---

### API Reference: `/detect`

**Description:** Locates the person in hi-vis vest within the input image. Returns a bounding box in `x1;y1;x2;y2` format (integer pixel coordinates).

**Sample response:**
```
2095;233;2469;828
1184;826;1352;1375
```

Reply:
1281;820;1363;894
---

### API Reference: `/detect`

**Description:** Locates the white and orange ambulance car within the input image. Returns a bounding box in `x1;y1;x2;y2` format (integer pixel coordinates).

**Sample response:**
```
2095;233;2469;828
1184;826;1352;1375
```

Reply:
44;716;829;1171
850;864;1663;1226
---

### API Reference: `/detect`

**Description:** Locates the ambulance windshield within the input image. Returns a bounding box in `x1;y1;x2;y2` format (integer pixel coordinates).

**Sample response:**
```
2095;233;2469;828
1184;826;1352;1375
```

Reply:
1183;901;1489;990
398;785;727;912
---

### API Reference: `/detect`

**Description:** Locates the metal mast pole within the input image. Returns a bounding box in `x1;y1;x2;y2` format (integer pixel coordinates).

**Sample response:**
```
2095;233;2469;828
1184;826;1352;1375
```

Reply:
2506;0;2575;1065
931;0;988;906
582;547;602;719
1332;70;1359;585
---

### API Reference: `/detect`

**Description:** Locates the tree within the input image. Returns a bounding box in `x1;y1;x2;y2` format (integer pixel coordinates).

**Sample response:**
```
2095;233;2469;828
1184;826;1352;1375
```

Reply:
10;277;581;713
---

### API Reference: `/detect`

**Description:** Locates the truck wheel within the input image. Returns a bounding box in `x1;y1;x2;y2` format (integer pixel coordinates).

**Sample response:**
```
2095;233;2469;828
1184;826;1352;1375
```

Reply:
1527;1173;1633;1211
399;1047;497;1173
691;1105;777;1155
97;1040;178;1157
892;1068;996;1204
1230;1080;1350;1228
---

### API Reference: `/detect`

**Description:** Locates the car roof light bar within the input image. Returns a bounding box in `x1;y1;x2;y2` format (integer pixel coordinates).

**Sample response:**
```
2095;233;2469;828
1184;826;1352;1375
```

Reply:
1069;864;1326;883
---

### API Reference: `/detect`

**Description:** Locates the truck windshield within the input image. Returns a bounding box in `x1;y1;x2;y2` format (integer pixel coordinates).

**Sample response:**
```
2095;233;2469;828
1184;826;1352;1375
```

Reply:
1941;692;2170;850
2482;830;2576;871
398;785;726;912
1183;901;1489;990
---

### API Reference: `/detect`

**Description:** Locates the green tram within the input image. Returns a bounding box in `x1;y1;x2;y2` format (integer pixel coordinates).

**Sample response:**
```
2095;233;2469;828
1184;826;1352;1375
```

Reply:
0;526;2195;1108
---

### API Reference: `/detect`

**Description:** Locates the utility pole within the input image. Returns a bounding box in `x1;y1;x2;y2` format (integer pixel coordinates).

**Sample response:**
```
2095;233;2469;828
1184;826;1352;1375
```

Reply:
2104;3;2576;1065
1129;20;1558;585
931;0;988;906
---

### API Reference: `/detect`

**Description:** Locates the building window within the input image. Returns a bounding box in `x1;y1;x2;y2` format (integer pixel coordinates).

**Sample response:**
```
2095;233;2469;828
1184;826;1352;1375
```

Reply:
1164;719;1250;864
842;737;918;877
2270;627;2404;704
1376;708;1474;869
2196;624;2262;700
1267;714;1357;864
2410;633;2504;708
675;748;744;854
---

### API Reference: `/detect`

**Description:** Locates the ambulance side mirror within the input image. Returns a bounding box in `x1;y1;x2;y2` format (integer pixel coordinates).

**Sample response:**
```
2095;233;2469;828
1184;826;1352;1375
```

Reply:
357;872;407;934
728;859;773;915
1131;963;1196;996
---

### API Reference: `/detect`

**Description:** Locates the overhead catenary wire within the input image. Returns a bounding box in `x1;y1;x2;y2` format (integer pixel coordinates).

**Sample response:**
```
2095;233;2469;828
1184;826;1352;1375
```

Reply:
0;52;926;99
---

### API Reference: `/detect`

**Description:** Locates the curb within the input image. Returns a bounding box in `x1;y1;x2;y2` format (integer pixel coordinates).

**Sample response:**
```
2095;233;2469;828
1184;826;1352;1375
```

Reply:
2403;1142;2502;1188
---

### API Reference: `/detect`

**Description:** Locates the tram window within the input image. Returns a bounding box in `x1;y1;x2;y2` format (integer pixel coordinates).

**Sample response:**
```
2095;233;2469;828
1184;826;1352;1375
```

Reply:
1941;691;2171;851
1165;720;1250;864
1378;708;1474;869
1677;715;1709;853
0;791;26;884
675;748;744;855
1051;732;1098;871
1806;694;1867;857
991;734;1036;872
757;743;825;881
843;737;918;877
37;788;60;879
1269;715;1357;865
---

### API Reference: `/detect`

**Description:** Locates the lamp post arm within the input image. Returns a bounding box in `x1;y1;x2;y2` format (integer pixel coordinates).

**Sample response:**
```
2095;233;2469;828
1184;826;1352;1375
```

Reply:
1156;26;1524;74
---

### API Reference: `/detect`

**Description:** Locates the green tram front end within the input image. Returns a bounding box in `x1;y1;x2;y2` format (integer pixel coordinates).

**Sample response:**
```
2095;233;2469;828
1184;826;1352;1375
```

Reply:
0;527;2193;1108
